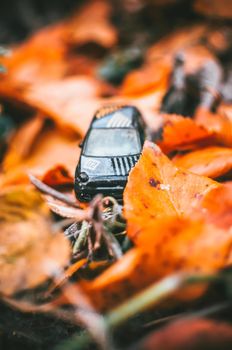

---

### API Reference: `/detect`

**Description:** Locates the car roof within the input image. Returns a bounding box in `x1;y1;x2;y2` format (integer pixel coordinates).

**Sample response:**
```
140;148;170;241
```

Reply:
91;105;142;129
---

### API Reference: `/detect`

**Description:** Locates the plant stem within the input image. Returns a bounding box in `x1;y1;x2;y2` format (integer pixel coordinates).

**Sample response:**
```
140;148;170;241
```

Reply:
105;274;184;328
73;221;89;254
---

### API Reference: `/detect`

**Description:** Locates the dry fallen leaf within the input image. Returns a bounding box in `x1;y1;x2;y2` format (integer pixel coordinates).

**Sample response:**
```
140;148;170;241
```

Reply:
146;24;207;65
194;0;232;19
195;109;232;147
0;23;67;95
76;143;232;311
173;146;232;179
124;140;218;240
120;60;171;97
1;127;79;188
197;182;232;232
23;77;109;136
0;186;70;295
135;318;232;350
3;113;45;171
80;216;232;311
157;115;216;154
42;165;74;189
0;0;116;107
65;0;117;49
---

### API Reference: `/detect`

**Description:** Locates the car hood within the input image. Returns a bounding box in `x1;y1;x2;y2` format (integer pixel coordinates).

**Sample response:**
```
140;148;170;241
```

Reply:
80;155;140;177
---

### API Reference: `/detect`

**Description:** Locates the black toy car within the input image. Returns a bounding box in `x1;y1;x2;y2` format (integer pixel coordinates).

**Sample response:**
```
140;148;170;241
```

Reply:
74;105;145;202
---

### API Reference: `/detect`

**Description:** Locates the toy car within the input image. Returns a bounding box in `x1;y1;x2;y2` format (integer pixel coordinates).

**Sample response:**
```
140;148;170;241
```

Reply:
74;105;145;202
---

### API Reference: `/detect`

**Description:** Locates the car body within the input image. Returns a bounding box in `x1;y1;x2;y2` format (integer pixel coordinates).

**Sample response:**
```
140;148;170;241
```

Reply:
74;105;145;202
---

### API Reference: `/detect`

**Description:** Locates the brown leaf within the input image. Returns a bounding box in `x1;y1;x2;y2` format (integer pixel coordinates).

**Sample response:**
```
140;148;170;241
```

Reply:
0;186;70;295
173;146;232;178
194;0;232;19
135;318;232;350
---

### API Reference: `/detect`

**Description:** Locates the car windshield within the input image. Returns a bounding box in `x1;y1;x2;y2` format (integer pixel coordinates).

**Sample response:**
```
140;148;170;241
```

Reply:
83;128;141;157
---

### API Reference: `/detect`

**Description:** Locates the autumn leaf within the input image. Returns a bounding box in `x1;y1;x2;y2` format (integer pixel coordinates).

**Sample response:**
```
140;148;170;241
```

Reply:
23;77;109;136
120;60;171;97
197;182;232;232
123;140;218;240
1;127;79;188
42;165;74;189
173;146;232;178
78;180;232;311
0;0;116;107
65;0;117;49
80;215;232;311
146;24;207;65
77;143;231;311
3;113;44;171
194;0;232;19
157;115;216;154
0;23;67;94
134;318;232;350
0;186;70;295
195;109;232;147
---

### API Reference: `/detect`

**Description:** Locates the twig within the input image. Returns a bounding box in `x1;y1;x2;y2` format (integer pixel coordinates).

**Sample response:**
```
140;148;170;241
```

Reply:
105;274;185;328
29;174;79;208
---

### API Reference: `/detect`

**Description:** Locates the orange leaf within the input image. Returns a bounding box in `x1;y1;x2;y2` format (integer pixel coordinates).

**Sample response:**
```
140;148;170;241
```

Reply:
157;115;216;154
123;141;218;240
1;127;79;188
65;0;117;49
197;182;232;232
173;146;232;178
120;60;171;97
146;24;207;67
195;109;232;147
0;186;70;295
23;77;106;136
42;165;74;188
76;144;232;311
81;217;231;311
3;113;44;170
